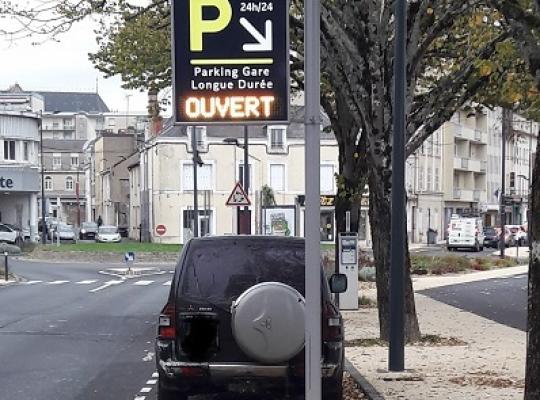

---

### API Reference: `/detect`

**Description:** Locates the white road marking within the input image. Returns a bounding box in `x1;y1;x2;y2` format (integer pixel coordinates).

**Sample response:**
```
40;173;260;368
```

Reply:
89;280;124;293
46;280;70;285
133;280;154;286
22;280;42;285
163;281;171;286
75;279;98;284
146;379;157;385
152;372;158;378
134;397;145;400
140;387;152;393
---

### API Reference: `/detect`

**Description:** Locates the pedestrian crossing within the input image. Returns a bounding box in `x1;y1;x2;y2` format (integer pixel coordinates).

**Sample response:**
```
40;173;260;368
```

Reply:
14;278;173;291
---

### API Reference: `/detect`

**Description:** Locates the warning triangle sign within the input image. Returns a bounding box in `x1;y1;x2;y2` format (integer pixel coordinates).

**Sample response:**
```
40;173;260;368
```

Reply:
226;182;251;206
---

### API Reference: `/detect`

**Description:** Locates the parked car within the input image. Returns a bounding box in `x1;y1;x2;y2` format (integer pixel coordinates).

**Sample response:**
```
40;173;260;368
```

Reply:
0;223;19;244
155;236;347;400
118;226;129;238
506;225;528;246
483;227;499;248
79;221;98;240
447;216;485;252
96;225;122;243
50;224;76;243
2;223;24;244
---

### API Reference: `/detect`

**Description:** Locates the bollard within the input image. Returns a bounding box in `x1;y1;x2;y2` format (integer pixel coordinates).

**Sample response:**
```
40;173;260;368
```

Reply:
4;252;8;282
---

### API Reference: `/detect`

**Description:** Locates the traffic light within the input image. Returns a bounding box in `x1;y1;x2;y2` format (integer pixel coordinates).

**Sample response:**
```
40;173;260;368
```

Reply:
510;172;515;188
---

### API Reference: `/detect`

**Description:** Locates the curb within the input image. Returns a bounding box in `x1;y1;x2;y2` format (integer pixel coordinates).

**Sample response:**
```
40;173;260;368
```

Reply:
345;359;385;400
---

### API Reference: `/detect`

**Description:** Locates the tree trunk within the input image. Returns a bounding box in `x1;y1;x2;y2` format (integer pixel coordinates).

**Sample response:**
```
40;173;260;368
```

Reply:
369;167;421;343
525;135;540;399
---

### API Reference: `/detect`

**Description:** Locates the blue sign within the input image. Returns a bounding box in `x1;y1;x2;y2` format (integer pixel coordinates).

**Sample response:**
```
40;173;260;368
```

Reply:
124;252;135;263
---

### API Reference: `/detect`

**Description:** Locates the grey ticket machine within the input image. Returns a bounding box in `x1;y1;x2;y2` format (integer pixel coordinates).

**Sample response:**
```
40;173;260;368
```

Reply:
338;232;359;310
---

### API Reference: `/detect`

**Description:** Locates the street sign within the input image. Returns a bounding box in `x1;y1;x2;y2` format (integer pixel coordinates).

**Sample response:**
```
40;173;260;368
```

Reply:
172;0;289;124
226;182;251;206
124;252;135;263
156;224;167;236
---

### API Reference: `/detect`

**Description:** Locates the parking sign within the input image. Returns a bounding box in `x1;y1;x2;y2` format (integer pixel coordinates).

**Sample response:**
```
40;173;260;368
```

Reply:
172;0;289;124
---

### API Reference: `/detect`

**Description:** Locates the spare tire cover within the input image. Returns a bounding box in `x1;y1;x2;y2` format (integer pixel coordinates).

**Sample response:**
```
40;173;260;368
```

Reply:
231;282;305;364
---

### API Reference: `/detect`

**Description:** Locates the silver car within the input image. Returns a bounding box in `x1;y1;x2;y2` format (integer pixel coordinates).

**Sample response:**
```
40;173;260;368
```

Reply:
51;224;76;243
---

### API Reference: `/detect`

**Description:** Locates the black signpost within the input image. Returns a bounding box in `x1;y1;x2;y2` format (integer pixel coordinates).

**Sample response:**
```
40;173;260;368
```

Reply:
172;0;289;124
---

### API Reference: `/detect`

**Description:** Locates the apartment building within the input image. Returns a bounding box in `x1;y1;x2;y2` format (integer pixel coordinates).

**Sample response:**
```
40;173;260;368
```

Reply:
442;109;489;229
406;127;445;243
132;106;372;245
0;92;42;238
92;133;140;226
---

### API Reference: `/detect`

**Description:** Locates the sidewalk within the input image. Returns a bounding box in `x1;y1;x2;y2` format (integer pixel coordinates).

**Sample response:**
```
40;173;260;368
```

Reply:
345;266;527;400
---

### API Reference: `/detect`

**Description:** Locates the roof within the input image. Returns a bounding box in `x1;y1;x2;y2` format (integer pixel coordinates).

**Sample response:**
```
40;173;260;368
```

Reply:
42;139;87;152
158;105;335;141
37;91;110;113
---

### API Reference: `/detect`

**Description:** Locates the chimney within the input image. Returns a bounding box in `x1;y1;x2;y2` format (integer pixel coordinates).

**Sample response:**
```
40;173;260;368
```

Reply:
148;89;163;137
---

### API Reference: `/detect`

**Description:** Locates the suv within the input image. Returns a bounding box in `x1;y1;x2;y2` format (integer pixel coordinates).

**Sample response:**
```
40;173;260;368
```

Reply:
79;221;98;240
155;236;346;400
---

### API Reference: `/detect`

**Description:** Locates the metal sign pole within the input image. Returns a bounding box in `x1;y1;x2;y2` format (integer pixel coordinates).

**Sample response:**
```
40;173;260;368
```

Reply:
389;0;407;372
305;0;322;398
191;128;199;238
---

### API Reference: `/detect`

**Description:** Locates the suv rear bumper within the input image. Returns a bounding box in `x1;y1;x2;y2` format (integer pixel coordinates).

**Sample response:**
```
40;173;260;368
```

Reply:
157;360;338;380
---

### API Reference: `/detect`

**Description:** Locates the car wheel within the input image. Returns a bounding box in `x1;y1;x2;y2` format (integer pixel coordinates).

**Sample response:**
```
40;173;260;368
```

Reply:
157;383;187;400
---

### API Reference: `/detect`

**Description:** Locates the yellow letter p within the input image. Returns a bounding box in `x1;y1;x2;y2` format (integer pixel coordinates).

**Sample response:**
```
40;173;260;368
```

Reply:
190;0;232;52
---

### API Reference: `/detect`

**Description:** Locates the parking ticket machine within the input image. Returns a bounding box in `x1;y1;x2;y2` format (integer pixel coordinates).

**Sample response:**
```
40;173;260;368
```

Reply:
338;232;359;310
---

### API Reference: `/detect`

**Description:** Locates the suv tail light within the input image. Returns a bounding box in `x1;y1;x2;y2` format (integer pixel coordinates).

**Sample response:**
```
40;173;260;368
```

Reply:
158;302;176;339
322;303;342;341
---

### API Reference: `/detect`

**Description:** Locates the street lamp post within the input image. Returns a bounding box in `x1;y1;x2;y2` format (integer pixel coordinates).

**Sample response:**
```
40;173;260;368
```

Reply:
39;112;47;245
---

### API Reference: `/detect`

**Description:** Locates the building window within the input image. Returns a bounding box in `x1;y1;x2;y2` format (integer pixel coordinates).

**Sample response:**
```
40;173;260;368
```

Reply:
435;168;440;192
3;140;16;160
418;168;424;191
71;154;79;168
182;162;213;191
427;167;432;191
23;142;29;161
320;164;335;194
268;126;286;151
44;176;53;191
53;153;62;169
269;164;285;191
65;176;74;191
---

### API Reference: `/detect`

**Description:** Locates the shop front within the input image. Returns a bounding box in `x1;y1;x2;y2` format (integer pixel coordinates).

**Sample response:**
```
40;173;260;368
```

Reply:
0;166;40;239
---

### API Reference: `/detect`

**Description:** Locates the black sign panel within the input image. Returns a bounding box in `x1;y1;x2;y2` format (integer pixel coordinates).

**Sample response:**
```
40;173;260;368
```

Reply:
172;0;289;125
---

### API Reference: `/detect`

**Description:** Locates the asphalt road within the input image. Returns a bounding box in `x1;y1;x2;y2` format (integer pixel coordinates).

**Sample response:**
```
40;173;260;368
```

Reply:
419;273;528;331
0;259;301;400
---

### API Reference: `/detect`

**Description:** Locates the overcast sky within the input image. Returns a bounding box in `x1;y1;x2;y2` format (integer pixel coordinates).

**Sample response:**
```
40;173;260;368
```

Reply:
0;10;159;115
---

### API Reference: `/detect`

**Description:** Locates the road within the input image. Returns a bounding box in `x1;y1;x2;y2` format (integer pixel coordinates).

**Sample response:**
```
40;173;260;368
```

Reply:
419;273;527;331
0;259;301;400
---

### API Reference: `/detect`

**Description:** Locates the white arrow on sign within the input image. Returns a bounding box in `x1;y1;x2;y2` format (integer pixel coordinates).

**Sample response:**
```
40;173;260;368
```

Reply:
240;17;273;52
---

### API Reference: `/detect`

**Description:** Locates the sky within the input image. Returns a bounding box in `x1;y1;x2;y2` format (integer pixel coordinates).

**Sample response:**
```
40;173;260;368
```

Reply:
0;7;159;115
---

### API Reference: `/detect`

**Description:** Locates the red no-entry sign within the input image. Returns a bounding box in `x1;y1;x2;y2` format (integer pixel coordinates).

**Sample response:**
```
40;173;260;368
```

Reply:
156;225;167;236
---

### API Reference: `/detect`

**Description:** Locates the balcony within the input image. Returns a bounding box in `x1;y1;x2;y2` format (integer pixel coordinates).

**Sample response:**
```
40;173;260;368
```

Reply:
447;122;487;144
453;188;475;202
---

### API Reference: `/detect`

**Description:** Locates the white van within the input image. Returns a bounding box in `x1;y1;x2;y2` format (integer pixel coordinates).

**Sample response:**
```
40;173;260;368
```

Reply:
447;216;485;252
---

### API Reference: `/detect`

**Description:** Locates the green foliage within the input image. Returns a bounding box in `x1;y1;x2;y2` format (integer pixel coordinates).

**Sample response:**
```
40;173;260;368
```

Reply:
411;255;518;274
89;7;171;91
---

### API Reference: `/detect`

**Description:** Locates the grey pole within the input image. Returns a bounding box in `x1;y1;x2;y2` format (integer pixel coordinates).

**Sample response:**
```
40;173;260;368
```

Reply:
39;112;47;245
191;128;199;238
389;0;407;372
244;126;251;233
305;0;322;398
499;109;509;258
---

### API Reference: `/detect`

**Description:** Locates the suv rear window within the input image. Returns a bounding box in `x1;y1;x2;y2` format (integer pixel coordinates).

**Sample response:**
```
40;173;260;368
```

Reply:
181;240;305;305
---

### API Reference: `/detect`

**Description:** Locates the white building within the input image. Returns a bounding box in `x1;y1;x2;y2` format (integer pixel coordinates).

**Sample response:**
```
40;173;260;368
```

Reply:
0;92;42;239
133;106;372;245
